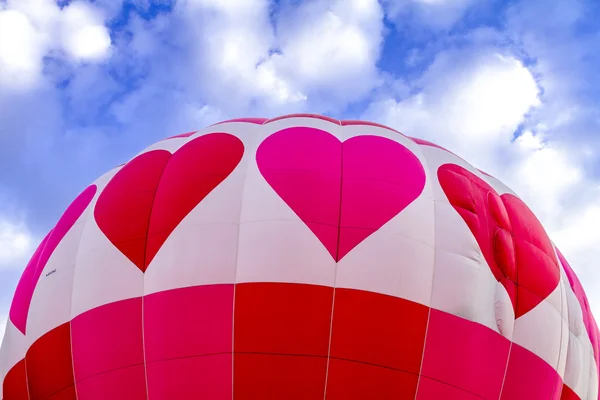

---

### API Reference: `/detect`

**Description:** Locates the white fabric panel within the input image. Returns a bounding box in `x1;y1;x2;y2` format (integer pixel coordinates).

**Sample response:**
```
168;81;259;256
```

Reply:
134;135;190;156
336;229;435;306
512;284;565;371
478;170;518;197
557;279;570;379
144;126;258;294
565;330;594;399
26;211;89;345
588;358;599;400
236;117;341;286
0;324;27;397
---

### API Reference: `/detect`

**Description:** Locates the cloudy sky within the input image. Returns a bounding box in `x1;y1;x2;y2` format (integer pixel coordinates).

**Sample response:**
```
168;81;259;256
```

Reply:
1;0;600;342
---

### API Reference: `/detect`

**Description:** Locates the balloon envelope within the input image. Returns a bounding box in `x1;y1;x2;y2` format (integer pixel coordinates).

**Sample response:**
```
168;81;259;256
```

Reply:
1;114;598;400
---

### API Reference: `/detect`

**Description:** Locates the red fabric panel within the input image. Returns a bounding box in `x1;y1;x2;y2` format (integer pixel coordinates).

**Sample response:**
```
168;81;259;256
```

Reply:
233;353;327;399
94;150;171;272
75;365;146;400
329;288;428;372
25;322;74;400
146;354;232;400
419;309;511;399
2;359;28;400
416;376;482;399
234;282;333;356
233;282;332;398
500;343;563;400
325;358;419;399
71;297;146;398
46;385;76;400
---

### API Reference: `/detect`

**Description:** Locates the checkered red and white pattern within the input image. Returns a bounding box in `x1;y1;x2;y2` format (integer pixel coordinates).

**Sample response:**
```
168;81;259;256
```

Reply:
1;114;598;399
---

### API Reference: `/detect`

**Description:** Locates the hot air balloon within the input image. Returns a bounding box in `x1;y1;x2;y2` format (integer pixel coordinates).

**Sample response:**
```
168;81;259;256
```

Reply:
0;114;598;400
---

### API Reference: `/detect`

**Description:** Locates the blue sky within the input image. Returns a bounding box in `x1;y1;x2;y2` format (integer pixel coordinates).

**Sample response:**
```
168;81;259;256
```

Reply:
1;0;600;340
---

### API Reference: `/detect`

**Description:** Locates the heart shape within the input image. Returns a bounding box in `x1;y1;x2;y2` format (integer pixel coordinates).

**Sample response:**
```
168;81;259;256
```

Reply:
256;127;426;261
438;163;560;318
94;133;244;272
9;185;97;334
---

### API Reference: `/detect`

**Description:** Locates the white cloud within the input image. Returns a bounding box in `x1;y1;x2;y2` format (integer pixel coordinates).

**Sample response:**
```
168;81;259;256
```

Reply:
0;218;32;269
0;0;112;90
0;10;46;88
61;2;112;62
509;137;584;224
364;49;540;169
163;0;385;114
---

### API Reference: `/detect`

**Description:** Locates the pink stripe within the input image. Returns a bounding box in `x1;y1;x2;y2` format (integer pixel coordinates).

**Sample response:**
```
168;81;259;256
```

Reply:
9;185;96;334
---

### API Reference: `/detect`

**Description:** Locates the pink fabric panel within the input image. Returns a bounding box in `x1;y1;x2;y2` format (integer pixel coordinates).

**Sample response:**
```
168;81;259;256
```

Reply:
143;284;234;362
257;127;342;260
419;308;511;399
75;365;147;400
146;354;232;400
338;135;425;260
500;342;563;400
257;127;425;261
71;297;146;398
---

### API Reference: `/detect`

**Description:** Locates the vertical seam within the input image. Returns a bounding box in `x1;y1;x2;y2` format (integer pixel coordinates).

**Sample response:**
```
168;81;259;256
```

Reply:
69;184;102;400
497;208;519;400
23;230;55;400
63;183;102;399
322;121;343;400
140;143;184;400
413;145;434;400
550;275;566;400
69;223;89;400
230;128;255;400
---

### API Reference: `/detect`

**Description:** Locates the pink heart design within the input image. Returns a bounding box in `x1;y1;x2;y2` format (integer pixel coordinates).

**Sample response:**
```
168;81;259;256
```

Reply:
256;127;426;261
438;164;560;318
94;133;244;272
9;185;97;334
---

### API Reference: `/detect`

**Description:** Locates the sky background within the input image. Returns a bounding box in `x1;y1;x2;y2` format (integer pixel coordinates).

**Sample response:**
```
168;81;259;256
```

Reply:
1;0;600;343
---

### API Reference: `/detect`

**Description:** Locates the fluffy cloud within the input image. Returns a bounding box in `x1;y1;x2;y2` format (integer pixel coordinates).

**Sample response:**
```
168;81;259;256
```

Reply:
0;0;111;90
364;48;541;169
118;0;385;117
0;219;31;269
